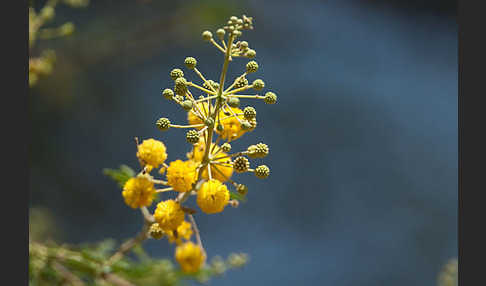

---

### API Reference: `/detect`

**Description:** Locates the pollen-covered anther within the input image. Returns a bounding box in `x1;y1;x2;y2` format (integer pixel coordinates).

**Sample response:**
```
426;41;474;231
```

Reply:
156;117;171;131
186;130;200;144
252;79;265;91
247;143;269;158
184;57;197;69
246;61;258;73
254;165;270;179
170;68;184;80
243;106;256;120
233;156;250;173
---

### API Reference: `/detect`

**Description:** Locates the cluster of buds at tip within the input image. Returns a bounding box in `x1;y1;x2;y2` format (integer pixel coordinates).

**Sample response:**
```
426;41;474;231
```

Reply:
114;15;278;275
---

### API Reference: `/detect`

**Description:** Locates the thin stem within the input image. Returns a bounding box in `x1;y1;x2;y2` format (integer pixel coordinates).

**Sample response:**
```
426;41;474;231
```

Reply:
156;187;173;193
188;214;206;257
227;94;264;99
224;72;248;93
170;123;205;129
193;67;216;92
187;82;217;95
210;38;226;53
195;95;218;103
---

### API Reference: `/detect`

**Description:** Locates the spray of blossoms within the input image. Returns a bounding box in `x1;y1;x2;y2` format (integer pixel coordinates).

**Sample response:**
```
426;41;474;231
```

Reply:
108;15;277;274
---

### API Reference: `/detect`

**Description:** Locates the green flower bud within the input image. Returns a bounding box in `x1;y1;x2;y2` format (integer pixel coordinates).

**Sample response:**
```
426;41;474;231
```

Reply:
246;61;258;73
233;156;250;173
203;80;219;91
174;77;187;95
216;28;225;38
234;77;248;89
227;97;240;108
186;130;200;144
181;100;193;111
243;106;256;120
254;165;270;179
216;123;224;132
264;91;277;104
156;118;171;131
162;88;174;100
230;16;238;22
221;143;231;152
233;30;242;37
239;41;249;50
236;184;248;195
202;30;213;41
184;57;197;69
252;79;265;90
245;49;256;58
170;68;184;80
247;143;269;158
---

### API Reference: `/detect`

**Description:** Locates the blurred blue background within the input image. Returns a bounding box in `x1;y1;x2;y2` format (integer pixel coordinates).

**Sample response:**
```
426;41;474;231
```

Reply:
29;0;457;285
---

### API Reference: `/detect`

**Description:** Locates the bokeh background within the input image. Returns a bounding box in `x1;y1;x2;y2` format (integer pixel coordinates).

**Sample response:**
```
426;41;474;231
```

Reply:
29;0;457;285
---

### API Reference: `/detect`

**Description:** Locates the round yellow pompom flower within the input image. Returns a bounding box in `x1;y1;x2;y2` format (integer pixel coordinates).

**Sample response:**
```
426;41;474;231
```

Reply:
188;139;233;182
122;177;156;209
175;241;206;273
216;106;247;141
197;179;230;214
166;160;198;192
154;200;185;231
165;220;193;245
136;138;168;172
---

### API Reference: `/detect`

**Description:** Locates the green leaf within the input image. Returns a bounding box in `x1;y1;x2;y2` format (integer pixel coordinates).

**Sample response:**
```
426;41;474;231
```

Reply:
229;191;247;203
103;165;136;188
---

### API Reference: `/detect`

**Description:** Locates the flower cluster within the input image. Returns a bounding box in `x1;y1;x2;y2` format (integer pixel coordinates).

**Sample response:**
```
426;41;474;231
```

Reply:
115;15;276;274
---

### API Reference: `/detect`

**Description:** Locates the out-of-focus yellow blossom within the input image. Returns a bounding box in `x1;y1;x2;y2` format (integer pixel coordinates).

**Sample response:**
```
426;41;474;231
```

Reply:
136;138;167;172
166;160;198;192
154;199;185;231
187;102;210;129
175;241;206;273
122;177;156;209
165;220;193;245
216;106;247;141
197;179;230;214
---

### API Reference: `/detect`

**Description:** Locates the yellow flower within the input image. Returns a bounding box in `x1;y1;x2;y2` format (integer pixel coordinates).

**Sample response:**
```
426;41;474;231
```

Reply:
188;138;233;182
165;220;193;245
122;177;156;209
166;160;198;192
216;106;247;141
154;200;185;231
175;241;206;273
187;102;210;130
197;179;230;214
136;138;168;172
